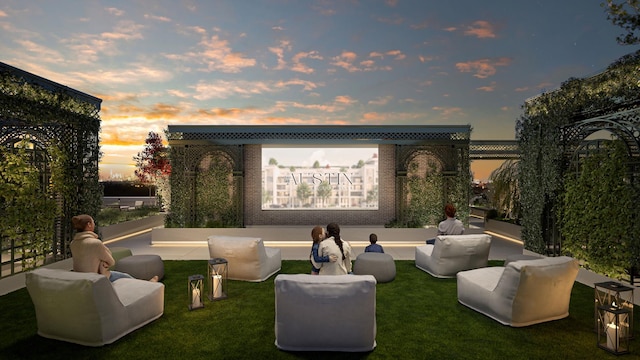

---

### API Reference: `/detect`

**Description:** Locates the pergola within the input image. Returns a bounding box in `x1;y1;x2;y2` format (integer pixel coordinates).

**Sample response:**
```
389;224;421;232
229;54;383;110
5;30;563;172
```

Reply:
0;62;102;276
166;125;473;227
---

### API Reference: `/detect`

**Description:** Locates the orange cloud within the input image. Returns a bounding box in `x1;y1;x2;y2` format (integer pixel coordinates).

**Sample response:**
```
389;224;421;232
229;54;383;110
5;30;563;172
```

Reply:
456;57;511;78
464;20;497;39
477;82;497;92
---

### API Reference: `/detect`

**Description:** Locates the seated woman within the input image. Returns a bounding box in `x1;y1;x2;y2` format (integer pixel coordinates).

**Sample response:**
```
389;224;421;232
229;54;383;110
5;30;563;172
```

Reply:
318;223;353;275
70;214;158;282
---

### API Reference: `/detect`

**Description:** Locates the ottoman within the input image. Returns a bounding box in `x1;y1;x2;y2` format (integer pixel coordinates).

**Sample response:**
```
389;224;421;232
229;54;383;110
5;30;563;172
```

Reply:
353;252;396;283
109;247;133;262
115;254;164;281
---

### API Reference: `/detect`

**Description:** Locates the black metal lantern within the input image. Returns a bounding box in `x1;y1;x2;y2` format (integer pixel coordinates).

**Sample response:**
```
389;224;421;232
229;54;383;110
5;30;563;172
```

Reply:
208;258;228;301
597;305;631;354
188;274;205;310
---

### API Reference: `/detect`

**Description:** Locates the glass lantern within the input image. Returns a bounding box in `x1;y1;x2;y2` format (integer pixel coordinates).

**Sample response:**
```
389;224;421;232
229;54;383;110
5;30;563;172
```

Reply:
188;274;205;310
597;305;631;354
208;258;228;301
594;281;633;337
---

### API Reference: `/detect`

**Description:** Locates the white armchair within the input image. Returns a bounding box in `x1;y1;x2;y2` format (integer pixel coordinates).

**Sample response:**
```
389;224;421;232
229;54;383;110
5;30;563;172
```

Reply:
207;235;281;282
415;234;492;278
25;268;164;346
457;256;579;327
274;274;377;352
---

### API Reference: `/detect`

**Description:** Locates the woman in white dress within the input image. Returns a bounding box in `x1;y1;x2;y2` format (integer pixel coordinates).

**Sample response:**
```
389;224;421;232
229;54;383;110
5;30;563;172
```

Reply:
318;222;352;275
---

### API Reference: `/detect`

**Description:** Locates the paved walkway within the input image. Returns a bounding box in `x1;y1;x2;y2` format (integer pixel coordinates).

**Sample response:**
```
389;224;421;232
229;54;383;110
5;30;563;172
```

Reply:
0;217;631;300
102;217;631;303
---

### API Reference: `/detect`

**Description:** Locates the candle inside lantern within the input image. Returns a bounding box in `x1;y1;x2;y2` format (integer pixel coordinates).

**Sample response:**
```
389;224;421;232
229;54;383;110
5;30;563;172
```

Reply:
606;323;620;350
192;288;201;307
212;274;223;298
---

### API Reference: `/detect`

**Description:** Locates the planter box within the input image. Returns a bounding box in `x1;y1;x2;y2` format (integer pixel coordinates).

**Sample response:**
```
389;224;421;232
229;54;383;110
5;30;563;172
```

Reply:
100;214;165;241
484;219;521;241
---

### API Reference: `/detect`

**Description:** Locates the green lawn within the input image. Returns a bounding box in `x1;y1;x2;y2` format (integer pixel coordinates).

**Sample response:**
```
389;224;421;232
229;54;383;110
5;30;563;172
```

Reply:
0;260;634;359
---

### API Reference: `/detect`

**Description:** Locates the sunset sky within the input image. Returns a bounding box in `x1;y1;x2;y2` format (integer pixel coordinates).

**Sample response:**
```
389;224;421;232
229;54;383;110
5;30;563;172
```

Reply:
1;0;637;180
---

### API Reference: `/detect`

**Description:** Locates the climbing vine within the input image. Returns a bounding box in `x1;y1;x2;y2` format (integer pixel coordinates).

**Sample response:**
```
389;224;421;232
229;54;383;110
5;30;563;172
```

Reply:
517;49;640;262
0;69;101;273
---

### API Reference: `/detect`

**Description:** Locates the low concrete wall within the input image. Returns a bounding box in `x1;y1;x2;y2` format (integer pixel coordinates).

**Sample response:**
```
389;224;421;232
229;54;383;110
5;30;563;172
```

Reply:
0;258;73;296
484;219;521;240
101;214;165;241
151;226;485;244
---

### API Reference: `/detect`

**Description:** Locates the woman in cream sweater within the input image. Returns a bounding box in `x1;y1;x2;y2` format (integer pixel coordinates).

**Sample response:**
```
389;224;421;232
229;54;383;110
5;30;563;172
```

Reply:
70;214;157;282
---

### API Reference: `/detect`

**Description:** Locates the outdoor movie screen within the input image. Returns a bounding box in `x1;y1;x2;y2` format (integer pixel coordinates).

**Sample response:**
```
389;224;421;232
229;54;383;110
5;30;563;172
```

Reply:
261;146;379;210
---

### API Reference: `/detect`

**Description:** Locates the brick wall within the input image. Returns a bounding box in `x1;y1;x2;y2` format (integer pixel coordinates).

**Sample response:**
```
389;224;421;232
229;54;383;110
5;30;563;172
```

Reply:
244;144;396;225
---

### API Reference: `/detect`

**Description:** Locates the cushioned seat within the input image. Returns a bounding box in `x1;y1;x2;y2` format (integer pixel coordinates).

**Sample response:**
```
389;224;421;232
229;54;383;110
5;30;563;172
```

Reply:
504;253;543;266
274;274;377;352
115;254;164;280
25;268;164;346
353;252;396;283
415;234;492;278
208;235;281;282
457;256;579;327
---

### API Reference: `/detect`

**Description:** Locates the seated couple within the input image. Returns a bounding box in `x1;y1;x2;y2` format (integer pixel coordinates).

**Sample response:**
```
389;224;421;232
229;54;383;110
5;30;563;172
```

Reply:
309;223;353;275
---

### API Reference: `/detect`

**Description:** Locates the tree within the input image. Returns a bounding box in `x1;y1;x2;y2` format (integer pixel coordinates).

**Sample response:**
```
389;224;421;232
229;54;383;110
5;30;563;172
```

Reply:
488;160;520;221
296;182;312;206
316;181;332;206
134;131;171;208
602;0;640;45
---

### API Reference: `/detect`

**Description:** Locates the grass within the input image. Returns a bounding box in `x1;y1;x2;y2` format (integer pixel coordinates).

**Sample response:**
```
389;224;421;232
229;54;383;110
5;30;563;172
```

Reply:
1;260;635;359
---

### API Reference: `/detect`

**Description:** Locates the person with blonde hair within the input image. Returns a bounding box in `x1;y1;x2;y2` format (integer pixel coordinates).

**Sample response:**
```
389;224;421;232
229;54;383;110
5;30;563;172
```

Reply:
309;225;337;274
70;214;158;282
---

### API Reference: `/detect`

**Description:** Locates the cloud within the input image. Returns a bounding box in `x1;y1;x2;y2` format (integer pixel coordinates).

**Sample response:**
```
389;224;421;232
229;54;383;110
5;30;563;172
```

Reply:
105;7;125;16
331;51;359;72
432;106;465;118
410;21;429;30
268;40;291;70
275;78;321;92
291;50;323;74
464;20;497;38
14;40;65;63
368;96;393;105
0;10;7;17
60;20;145;63
72;63;173;86
166;33;256;73
334;95;357;105
144;14;172;22
477;81;497;92
455;57;511;78
192;80;273;100
376;14;404;25
332;50;402;72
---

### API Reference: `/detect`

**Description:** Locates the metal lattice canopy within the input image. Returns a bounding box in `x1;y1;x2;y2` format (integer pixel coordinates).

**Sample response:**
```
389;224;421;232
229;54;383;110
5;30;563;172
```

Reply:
0;62;102;274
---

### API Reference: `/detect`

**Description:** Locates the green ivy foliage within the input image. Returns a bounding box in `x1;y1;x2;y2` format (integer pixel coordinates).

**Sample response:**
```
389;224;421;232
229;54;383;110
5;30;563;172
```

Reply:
166;149;241;228
561;140;640;279
0;70;101;270
406;161;443;227
0;143;56;269
517;49;640;258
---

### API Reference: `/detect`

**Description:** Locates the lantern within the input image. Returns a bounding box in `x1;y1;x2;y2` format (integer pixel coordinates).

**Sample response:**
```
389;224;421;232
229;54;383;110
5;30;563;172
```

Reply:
208;258;228;301
188;274;205;310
